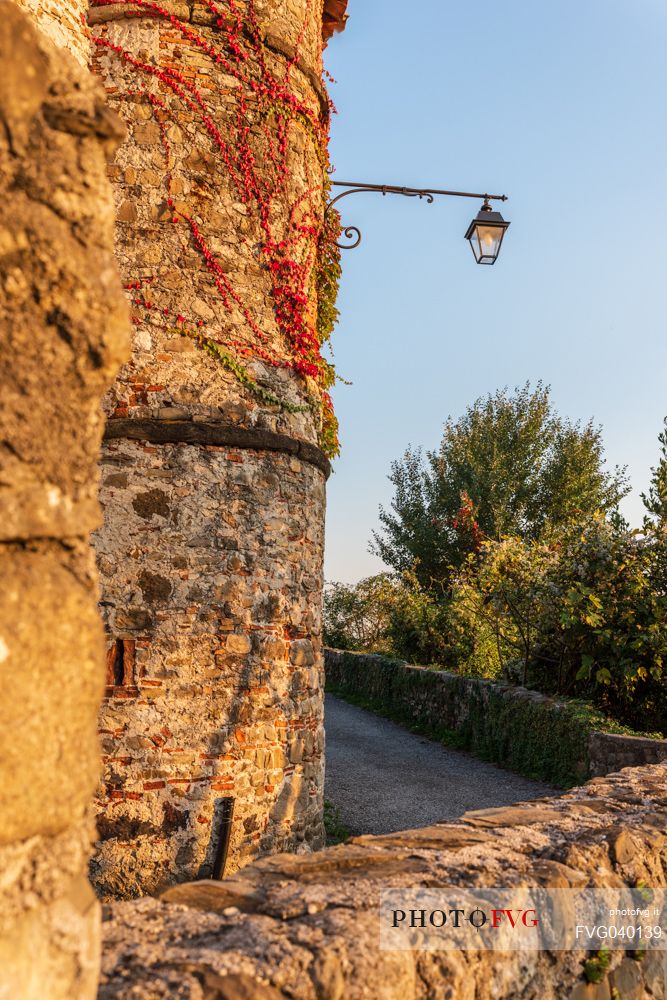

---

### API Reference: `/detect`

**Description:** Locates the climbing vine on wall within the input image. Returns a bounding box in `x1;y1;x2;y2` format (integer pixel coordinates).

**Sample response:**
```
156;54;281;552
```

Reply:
89;0;342;456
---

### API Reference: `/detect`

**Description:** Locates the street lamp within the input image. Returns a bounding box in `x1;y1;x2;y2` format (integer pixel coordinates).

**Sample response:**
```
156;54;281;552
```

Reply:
464;199;511;265
326;181;510;264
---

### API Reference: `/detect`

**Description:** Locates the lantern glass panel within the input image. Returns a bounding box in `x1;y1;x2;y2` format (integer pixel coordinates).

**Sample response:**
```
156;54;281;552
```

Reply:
473;223;503;261
467;229;480;261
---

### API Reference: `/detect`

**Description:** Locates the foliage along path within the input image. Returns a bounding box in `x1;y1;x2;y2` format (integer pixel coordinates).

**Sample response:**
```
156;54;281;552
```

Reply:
324;694;556;836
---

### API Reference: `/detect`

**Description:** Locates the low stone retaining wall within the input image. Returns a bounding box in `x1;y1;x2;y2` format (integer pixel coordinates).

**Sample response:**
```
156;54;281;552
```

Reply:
100;764;667;999
589;730;667;778
325;649;667;787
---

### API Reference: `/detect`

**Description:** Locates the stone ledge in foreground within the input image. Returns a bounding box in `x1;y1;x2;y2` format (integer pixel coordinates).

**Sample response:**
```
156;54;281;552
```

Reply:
100;763;667;999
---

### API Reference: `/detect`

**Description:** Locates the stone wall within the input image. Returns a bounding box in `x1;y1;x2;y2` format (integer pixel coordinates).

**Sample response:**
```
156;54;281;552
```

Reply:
11;0;90;64
325;649;667;787
0;5;128;997
88;0;333;896
100;763;667;999
93;441;326;896
590;731;667;778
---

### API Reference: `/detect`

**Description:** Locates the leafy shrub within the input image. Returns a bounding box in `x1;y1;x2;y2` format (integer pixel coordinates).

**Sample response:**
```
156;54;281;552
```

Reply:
323;573;397;653
455;516;666;732
324;571;452;663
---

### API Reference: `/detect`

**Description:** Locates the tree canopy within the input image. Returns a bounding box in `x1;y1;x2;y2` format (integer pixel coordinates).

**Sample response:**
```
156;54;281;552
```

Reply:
372;382;629;588
643;417;667;526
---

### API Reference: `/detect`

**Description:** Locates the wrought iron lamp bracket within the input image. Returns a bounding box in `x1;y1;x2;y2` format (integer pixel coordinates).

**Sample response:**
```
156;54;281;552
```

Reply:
325;181;508;250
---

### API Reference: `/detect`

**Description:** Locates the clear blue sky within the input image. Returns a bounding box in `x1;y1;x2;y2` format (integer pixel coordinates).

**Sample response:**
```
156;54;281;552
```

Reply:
322;0;667;584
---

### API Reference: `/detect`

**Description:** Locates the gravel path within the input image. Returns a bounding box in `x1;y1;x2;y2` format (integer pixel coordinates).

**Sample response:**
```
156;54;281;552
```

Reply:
324;694;556;836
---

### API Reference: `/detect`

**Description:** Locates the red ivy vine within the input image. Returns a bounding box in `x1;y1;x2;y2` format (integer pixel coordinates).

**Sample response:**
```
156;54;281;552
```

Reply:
89;0;341;456
452;491;484;554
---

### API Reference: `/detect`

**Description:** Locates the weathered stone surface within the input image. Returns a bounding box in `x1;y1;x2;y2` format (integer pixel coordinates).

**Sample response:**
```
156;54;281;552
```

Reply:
611;828;642;865
0;4;128;997
11;0;90;65
309;951;345;1000
567;984;611;1000
608;958;643;1000
589;730;667;777
93;441;326;896
89;0;331;896
101;764;667;999
0;548;105;844
350;826;491;852
459;805;564;828
160;876;265;915
642;951;667;998
88;1;191;24
0;14;127;544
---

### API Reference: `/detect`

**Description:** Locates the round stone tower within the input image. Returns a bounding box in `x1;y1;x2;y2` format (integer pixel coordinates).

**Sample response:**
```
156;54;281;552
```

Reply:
88;0;340;897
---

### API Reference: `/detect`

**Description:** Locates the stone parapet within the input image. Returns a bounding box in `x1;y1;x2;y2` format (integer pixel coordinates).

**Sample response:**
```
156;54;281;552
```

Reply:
100;763;667;998
589;730;667;778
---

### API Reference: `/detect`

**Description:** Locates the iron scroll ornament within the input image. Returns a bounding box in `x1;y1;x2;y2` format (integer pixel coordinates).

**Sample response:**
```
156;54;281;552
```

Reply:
324;181;508;250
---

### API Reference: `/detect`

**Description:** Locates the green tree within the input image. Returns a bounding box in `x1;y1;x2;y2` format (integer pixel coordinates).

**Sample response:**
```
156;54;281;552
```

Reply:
323;571;452;665
642;416;667;595
323;574;397;652
372;383;629;588
643;417;667;524
380;570;452;665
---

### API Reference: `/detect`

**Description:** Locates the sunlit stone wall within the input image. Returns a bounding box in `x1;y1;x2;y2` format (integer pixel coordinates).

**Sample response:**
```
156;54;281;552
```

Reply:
89;0;330;897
